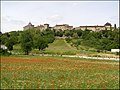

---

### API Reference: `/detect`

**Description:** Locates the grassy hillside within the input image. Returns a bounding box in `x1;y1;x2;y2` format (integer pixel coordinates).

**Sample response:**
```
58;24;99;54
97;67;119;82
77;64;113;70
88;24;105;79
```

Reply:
12;38;118;57
44;38;100;55
45;38;80;55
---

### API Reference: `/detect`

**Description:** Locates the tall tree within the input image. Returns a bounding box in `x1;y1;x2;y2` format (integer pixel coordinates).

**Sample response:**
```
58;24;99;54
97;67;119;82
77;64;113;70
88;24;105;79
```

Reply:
33;33;48;51
5;36;17;51
21;31;33;55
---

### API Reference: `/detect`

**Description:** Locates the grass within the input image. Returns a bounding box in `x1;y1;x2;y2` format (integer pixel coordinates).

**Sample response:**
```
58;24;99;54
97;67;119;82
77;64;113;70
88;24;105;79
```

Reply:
12;44;23;54
45;38;80;55
12;39;119;58
1;56;119;89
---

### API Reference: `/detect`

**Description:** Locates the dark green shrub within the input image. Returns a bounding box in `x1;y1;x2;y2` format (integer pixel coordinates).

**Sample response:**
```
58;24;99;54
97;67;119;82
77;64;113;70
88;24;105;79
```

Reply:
0;48;11;56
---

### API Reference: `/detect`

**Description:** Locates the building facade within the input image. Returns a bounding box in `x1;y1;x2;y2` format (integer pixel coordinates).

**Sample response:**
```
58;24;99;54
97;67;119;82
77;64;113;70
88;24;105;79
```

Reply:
23;22;114;32
53;24;73;31
23;22;34;30
75;22;112;32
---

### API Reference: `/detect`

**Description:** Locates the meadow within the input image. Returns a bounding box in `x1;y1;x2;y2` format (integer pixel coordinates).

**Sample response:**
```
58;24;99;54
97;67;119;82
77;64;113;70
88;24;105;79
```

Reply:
13;38;118;58
1;55;119;89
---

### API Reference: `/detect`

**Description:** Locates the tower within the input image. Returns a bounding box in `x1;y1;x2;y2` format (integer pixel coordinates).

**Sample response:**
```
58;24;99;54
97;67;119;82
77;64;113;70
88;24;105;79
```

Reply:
44;24;49;29
104;22;112;30
114;24;116;30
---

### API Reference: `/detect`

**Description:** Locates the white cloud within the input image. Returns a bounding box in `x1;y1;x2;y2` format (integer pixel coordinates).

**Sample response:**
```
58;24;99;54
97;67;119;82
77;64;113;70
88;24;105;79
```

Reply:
2;15;25;25
46;14;64;23
1;15;25;33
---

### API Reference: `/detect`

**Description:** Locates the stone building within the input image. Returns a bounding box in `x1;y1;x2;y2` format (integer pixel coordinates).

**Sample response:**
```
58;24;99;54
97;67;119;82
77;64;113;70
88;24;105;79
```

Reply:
23;22;34;30
104;22;112;30
23;23;49;31
53;24;73;31
35;25;45;31
23;22;114;32
44;24;49;29
80;26;105;32
75;22;112;32
35;24;49;31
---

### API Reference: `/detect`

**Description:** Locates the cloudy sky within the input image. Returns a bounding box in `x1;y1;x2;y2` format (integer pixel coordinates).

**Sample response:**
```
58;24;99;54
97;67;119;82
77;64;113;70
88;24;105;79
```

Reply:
1;1;119;33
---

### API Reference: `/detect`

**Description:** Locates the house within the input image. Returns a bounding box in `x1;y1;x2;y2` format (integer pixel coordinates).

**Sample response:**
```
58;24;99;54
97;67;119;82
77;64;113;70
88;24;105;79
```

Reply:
23;22;34;30
0;45;7;50
111;49;120;52
23;22;115;32
53;24;73;31
75;22;112;31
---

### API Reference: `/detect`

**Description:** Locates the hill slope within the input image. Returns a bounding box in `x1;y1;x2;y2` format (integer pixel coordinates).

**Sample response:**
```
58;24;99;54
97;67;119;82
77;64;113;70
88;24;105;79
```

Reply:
45;38;79;55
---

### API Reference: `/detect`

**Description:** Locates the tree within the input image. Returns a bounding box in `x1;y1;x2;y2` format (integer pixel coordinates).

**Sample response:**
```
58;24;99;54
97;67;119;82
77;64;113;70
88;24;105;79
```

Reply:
21;31;33;55
33;33;48;51
64;30;71;37
65;37;72;43
55;31;63;37
0;34;8;45
76;30;82;37
5;38;14;51
41;30;55;43
5;35;17;51
72;33;79;39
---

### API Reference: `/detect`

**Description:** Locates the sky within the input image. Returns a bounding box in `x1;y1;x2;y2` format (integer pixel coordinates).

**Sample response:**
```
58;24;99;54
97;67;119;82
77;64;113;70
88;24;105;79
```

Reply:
1;1;119;33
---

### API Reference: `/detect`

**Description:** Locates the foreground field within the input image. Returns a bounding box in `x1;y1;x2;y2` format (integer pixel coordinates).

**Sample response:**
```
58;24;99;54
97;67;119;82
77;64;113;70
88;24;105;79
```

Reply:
1;56;119;89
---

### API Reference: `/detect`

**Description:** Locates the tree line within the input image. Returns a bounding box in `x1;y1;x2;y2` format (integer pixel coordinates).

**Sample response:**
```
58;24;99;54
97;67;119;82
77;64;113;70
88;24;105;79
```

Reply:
0;29;55;55
0;28;119;55
64;29;119;52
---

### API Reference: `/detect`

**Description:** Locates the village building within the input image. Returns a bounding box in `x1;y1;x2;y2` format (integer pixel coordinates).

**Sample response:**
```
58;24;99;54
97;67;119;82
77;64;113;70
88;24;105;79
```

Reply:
23;23;50;31
0;45;7;50
35;25;45;30
23;22;115;32
23;22;34;30
35;24;49;31
80;26;105;32
111;49;120;52
104;22;112;30
75;22;112;32
53;24;73;31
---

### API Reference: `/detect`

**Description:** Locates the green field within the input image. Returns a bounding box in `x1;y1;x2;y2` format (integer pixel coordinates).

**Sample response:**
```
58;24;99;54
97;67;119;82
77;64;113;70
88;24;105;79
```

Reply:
13;38;80;55
12;38;118;58
1;56;119;89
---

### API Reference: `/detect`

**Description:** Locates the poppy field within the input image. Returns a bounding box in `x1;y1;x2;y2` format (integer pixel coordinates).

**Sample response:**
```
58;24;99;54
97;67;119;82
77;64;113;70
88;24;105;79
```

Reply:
1;56;119;89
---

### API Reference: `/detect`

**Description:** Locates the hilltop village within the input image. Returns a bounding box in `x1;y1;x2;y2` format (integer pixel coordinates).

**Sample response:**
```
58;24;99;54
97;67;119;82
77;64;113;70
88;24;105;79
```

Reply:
23;22;117;32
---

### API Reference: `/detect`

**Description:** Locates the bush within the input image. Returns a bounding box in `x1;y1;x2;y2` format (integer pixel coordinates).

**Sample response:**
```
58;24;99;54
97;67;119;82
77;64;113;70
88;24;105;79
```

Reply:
116;52;120;55
0;48;11;56
43;51;57;55
62;51;76;55
65;38;72;43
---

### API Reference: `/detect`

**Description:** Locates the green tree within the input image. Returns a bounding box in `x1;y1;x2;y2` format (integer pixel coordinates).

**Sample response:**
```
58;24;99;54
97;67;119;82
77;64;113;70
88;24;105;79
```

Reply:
5;38;14;51
65;37;72;43
0;34;8;45
21;31;33;55
72;33;79;39
76;30;82;37
64;30;71;37
55;31;63;37
4;34;17;51
41;30;55;43
33;33;48;51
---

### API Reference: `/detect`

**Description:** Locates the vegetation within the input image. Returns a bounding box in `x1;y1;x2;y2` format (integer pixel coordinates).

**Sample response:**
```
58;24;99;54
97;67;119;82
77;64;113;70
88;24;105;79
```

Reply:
0;28;119;89
64;29;119;52
45;38;78;55
1;56;119;89
20;31;33;55
0;28;119;56
0;48;11;56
